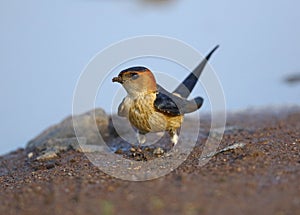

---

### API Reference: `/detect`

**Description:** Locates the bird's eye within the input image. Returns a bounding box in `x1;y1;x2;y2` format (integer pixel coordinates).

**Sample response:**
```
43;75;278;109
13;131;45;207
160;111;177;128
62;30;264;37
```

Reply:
130;73;139;80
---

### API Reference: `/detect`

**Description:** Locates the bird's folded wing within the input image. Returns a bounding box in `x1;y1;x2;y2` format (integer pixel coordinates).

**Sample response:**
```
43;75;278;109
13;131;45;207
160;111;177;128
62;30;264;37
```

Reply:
154;85;203;116
154;90;181;115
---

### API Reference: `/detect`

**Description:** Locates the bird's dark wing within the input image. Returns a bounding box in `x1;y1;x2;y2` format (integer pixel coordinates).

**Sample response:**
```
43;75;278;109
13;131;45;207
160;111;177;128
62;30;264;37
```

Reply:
154;91;181;116
173;45;219;98
154;85;204;116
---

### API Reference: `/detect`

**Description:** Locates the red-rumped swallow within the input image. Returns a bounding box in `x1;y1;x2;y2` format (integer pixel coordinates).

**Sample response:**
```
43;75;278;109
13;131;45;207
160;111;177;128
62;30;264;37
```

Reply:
112;45;219;146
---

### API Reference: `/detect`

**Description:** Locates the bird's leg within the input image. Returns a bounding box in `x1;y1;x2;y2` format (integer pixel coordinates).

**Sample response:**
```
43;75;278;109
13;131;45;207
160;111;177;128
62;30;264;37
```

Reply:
136;131;146;147
169;130;179;146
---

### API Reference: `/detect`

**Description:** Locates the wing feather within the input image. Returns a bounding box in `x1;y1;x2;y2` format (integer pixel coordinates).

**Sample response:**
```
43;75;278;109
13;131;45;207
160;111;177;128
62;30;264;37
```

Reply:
154;91;181;116
154;85;203;115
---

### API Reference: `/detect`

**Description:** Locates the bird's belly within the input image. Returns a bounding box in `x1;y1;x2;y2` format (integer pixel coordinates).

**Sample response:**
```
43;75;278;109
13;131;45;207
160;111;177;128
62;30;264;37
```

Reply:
128;95;183;133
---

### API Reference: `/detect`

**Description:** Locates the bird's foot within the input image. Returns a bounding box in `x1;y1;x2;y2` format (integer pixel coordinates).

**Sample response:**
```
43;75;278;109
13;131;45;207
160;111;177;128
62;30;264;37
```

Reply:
136;132;146;145
169;131;179;146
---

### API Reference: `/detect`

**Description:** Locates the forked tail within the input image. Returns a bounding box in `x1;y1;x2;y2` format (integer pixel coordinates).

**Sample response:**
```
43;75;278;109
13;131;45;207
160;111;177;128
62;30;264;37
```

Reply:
173;45;219;98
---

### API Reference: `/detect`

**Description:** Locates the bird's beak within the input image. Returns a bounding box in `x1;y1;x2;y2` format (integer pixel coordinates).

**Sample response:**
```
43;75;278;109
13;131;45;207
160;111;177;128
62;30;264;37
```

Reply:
112;76;123;84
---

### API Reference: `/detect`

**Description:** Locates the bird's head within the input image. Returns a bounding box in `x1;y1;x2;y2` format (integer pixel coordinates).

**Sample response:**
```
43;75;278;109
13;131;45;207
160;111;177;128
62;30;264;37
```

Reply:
112;66;157;97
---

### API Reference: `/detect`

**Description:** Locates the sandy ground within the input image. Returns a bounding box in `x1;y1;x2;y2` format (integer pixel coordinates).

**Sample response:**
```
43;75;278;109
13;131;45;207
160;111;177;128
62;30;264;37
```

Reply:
0;108;300;215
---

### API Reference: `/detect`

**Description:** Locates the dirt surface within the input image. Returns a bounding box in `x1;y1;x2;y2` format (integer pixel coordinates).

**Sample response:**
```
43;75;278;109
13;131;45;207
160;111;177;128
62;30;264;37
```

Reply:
1;108;300;215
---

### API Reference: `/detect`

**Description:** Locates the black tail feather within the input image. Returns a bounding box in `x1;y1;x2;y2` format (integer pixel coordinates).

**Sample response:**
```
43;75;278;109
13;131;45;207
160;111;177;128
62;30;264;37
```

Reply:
173;45;219;98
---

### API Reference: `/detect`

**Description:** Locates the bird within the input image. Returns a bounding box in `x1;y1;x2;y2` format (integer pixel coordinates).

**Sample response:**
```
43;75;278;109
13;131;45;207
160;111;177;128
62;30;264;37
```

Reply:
112;45;219;146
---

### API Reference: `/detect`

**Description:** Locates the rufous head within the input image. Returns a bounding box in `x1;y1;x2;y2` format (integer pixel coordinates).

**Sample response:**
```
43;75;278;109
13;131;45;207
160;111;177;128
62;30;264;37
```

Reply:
112;66;157;97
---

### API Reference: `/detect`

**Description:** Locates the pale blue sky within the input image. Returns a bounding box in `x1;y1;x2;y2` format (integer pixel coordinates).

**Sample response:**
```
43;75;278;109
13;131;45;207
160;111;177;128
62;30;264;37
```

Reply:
1;0;300;155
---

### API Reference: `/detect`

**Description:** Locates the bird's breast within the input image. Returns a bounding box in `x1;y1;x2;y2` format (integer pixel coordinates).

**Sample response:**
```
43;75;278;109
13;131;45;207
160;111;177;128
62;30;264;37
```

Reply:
128;93;183;133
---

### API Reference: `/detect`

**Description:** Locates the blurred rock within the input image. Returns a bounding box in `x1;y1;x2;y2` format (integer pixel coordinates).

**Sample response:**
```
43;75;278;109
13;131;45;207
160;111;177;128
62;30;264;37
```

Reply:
26;108;111;159
284;73;300;85
29;137;106;161
142;0;172;2
153;147;164;156
140;0;176;6
36;150;58;161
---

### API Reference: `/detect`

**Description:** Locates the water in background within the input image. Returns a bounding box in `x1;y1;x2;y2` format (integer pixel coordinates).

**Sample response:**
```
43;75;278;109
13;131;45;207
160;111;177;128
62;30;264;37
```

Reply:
0;0;299;155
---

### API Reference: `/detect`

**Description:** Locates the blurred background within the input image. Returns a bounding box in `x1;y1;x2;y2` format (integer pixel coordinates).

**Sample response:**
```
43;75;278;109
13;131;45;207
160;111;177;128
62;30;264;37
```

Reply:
1;0;299;155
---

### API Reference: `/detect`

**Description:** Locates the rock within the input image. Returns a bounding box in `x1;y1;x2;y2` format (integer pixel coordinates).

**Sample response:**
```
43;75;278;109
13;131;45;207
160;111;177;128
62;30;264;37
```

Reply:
32;137;81;152
36;150;58;161
284;73;300;84
153;147;164;156
27;108;109;149
26;108;110;158
27;152;34;159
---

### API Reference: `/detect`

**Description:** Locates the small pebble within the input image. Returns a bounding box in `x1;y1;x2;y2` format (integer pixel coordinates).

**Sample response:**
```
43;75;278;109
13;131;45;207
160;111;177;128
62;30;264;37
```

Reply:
115;149;123;154
27;152;34;159
36;151;58;161
153;147;164;156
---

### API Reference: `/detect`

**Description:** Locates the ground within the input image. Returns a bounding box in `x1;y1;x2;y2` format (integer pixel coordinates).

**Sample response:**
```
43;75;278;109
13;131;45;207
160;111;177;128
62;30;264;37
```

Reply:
0;108;300;215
